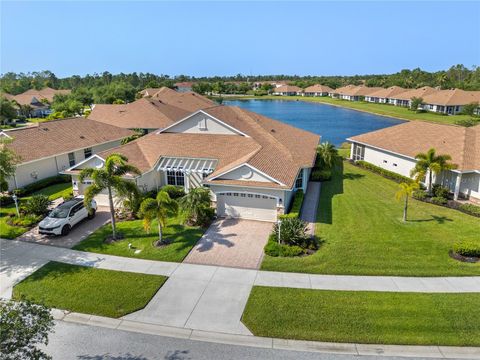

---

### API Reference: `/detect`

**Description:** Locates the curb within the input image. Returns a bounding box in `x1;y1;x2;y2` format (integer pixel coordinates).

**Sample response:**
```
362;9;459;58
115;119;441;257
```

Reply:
52;309;480;359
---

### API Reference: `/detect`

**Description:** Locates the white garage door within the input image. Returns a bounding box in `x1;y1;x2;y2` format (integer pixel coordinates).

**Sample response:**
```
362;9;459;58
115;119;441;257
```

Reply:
94;193;110;207
216;192;277;222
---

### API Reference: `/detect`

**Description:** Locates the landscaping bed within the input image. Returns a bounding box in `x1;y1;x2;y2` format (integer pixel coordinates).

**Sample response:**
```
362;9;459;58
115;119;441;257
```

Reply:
242;286;480;346
261;161;480;276
73;216;205;262
13;261;166;318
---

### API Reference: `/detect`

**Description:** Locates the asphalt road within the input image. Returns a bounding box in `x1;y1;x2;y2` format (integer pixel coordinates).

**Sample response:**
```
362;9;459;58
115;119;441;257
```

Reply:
46;321;443;360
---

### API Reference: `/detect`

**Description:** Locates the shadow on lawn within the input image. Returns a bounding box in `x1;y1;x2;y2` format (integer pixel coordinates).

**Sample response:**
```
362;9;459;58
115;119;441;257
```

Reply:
409;215;453;224
318;160;345;225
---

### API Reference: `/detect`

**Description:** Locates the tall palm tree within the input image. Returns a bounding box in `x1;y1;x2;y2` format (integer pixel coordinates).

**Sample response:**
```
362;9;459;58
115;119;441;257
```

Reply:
410;148;457;194
178;187;211;225
80;153;140;240
139;191;179;246
316;142;338;169
395;182;419;222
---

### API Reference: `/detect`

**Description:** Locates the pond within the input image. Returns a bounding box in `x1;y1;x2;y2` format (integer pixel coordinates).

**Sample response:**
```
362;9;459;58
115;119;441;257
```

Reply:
224;99;405;146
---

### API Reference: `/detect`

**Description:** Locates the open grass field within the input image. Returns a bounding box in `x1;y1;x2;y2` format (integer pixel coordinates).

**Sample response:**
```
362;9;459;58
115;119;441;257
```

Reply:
13;261;166;318
242;286;480;346
73;215;205;262
261;161;480;276
224;95;476;125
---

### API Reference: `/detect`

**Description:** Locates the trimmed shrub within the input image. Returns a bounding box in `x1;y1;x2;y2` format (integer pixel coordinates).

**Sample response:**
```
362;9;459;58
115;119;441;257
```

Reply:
280;190;304;219
430;196;448;206
13;175;71;197
355;161;413;184
311;169;331;182
195;206;215;227
413;190;427;201
160;185;185;200
264;235;304;257
22;195;51;216
432;184;450;199
0;194;14;206
8;214;41;227
458;203;480;217
453;241;480;258
273;217;309;247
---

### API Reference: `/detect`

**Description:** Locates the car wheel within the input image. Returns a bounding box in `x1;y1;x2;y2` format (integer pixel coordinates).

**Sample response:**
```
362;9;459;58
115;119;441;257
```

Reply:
61;224;71;236
87;210;96;220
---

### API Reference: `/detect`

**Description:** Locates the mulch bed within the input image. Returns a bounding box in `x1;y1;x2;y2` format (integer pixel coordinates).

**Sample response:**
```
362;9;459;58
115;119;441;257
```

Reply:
449;250;479;263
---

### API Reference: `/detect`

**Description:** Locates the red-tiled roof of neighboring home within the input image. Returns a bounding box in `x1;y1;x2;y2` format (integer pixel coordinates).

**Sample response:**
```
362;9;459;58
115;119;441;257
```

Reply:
421;89;480;106
391;86;439;101
3;118;133;164
12;87;71;105
348;121;480;171
149;87;216;111
88;98;190;130
367;86;408;99
304;84;334;93
274;85;302;93
95;105;320;189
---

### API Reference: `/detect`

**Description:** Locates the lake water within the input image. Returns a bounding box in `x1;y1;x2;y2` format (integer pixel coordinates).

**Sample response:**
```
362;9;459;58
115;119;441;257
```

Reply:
224;99;405;146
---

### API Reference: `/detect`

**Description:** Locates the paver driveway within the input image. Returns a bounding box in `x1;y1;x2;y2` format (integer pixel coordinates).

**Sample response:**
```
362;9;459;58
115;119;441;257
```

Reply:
183;218;272;269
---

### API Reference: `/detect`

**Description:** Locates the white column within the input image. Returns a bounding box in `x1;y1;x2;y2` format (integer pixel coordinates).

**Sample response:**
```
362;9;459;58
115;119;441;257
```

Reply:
350;143;355;160
454;173;462;200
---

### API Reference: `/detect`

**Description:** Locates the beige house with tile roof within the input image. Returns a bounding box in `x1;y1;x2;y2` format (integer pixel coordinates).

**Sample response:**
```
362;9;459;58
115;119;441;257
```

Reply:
419;89;480;115
273;85;302;96
329;85;383;101
348;122;480;201
365;86;408;104
67;106;320;222
303;84;333;97
388;86;439;107
9;87;72;117
141;87;215;111
2;118;133;190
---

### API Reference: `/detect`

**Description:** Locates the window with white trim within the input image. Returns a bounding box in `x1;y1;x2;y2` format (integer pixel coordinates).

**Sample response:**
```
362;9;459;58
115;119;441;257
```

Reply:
68;152;76;167
352;144;365;161
295;171;303;189
166;167;185;186
84;147;92;159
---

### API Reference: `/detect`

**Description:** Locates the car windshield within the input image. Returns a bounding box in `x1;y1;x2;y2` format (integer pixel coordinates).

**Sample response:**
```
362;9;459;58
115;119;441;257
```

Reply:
48;203;74;218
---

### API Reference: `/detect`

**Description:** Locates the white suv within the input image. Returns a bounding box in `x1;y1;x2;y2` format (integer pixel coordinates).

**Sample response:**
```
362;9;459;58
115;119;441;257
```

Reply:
38;196;97;236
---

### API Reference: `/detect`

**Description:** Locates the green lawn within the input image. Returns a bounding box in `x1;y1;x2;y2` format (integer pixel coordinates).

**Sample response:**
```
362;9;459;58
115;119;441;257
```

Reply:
226;95;475;125
73;216;204;262
13;261;166;318
0;182;72;239
261;161;480;276
242;287;480;346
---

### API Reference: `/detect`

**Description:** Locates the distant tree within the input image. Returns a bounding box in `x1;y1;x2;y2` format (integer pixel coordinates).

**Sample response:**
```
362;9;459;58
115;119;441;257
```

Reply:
395;182;419;222
0;97;17;124
410;148;456;194
410;97;424;111
316;142;338;169
17;104;34;119
51;96;83;117
0;137;20;191
460;102;479;117
80;154;141;240
72;87;94;109
0;300;54;360
139;191;179;246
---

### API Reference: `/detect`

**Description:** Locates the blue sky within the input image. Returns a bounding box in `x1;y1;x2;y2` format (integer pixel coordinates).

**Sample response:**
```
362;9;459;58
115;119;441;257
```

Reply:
1;1;479;77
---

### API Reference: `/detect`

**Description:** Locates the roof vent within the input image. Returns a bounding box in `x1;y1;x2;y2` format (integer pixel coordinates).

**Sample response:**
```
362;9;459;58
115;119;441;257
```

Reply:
80;135;85;139
270;129;276;133
42;128;49;131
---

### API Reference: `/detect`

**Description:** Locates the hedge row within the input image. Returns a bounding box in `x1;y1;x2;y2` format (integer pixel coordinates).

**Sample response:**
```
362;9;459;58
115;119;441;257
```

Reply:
355;160;414;184
13;175;71;197
280;190;304;219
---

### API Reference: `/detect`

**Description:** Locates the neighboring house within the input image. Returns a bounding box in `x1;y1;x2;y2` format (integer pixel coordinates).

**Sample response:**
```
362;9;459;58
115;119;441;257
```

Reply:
388;86;438;107
11;87;71;117
88;98;190;133
347;122;480;201
252;81;288;90
329;85;383;101
175;82;194;92
2;118;133;190
273;85;302;96
303;84;333;97
141;87;215;112
420;89;480;115
365;86;407;104
66;106;320;222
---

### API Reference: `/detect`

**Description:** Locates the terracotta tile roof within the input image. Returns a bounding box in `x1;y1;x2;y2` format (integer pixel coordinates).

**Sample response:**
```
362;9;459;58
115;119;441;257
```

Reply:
391;86;438;101
422;89;480;106
332;85;383;96
88;98;189;129
4;118;133;164
149;87;216;111
95;105;320;189
274;85;302;93
367;86;408;99
304;84;334;93
13;87;71;104
348;121;480;171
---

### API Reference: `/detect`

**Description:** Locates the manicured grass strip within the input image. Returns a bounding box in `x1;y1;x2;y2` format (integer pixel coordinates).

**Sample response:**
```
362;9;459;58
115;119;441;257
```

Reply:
13;261;166;318
225;96;474;125
29;182;72;200
261;161;480;276
243;287;480;346
74;217;204;262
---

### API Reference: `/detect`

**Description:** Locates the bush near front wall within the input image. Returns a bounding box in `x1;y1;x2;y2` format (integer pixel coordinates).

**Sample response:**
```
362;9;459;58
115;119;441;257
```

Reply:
354;160;414;184
13;175;71;197
264;234;304;257
160;185;186;200
453;241;480;258
280;190;303;219
311;169;332;182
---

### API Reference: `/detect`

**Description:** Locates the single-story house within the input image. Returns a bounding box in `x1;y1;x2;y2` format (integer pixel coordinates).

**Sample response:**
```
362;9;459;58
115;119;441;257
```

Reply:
303;84;333;97
420;89;480;115
365;86;407;104
347;122;480;201
10;87;72;117
272;85;302;96
388;86;438;107
329;85;383;101
174;82;194;92
139;87;215;112
66;105;320;222
2;118;133;190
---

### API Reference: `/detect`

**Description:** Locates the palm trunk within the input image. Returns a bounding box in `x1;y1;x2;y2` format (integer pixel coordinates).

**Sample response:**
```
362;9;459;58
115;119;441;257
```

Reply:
158;220;163;244
107;186;117;239
403;195;408;222
428;171;433;194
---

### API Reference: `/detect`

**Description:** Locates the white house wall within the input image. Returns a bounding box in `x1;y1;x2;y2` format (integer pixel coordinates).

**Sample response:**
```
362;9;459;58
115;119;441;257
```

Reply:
218;165;272;182
209;184;287;206
363;146;416;178
165;113;239;135
457;172;480;200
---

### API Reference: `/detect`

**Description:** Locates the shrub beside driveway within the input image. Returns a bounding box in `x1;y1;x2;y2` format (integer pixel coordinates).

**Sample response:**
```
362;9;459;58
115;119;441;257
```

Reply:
13;261;166;318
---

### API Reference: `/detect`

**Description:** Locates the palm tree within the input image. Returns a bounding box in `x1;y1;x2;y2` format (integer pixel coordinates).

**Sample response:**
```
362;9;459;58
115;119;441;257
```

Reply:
395;182;419;222
80;153;140;240
140;191;178;245
139;191;178;246
0;137;20;191
410;148;457;194
178;187;211;225
316;142;338;169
